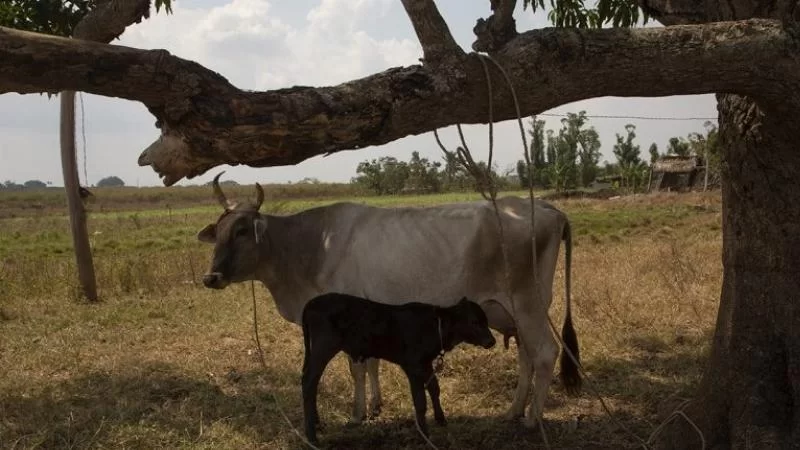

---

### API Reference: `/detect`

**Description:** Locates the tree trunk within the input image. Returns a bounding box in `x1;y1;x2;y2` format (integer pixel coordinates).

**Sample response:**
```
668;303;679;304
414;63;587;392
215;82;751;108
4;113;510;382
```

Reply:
658;94;800;450
641;0;800;447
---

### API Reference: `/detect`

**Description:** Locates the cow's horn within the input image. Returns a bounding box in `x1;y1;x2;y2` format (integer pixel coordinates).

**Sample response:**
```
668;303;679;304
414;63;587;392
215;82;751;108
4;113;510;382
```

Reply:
254;182;264;211
212;171;230;210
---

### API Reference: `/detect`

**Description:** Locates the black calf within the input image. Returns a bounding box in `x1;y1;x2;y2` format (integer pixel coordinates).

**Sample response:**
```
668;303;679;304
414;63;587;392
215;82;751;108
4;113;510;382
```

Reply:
300;293;496;444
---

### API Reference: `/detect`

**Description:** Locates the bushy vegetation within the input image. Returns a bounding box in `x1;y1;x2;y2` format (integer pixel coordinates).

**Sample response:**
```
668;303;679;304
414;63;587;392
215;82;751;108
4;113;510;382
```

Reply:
516;114;721;194
351;150;514;195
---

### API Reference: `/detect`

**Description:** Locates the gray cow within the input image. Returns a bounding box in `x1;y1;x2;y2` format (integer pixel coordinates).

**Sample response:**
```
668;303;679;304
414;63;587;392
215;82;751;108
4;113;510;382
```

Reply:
197;173;580;428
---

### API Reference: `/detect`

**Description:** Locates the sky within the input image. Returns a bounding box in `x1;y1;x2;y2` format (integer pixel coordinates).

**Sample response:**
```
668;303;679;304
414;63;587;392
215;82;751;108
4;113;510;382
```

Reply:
0;0;718;187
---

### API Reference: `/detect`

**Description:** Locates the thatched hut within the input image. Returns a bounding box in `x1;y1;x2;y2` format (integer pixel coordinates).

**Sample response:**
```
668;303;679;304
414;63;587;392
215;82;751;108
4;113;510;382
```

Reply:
648;155;716;192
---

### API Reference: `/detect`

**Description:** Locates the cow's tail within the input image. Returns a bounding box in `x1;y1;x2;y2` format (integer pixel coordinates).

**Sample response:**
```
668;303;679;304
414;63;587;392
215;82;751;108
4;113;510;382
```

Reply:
559;219;582;396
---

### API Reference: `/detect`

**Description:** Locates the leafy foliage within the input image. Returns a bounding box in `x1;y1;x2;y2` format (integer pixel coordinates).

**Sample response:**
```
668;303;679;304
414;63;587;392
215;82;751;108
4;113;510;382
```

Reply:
0;0;172;36
352;151;506;195
648;143;660;164
23;179;48;189
613;124;648;191
97;175;125;187
522;0;649;28
666;137;691;157
517;111;601;192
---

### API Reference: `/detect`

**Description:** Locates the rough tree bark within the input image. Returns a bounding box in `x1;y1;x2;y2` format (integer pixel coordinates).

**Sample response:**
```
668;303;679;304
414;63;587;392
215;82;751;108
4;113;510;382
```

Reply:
58;0;153;302
642;0;800;448
1;15;799;185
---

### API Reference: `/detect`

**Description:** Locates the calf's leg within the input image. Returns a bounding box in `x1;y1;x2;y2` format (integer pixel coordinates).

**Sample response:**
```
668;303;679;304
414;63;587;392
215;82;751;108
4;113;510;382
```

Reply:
367;358;383;417
404;367;430;437
425;371;447;426
302;341;339;445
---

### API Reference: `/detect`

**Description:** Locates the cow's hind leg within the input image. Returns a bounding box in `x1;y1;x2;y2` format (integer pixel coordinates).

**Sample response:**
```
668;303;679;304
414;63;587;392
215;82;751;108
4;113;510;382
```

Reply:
526;328;558;428
366;357;383;417
505;334;533;421
347;357;368;424
517;312;559;429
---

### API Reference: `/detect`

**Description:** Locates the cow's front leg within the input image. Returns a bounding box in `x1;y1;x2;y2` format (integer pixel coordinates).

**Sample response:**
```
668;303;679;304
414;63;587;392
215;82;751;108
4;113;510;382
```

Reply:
366;358;383;417
347;356;368;424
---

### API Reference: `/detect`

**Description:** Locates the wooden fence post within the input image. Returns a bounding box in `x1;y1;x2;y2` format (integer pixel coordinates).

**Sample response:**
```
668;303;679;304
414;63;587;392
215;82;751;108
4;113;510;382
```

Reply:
60;91;98;301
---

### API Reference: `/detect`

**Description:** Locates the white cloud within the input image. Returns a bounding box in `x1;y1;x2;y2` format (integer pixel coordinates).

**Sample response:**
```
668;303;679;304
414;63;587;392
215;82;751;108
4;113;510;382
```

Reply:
119;0;419;90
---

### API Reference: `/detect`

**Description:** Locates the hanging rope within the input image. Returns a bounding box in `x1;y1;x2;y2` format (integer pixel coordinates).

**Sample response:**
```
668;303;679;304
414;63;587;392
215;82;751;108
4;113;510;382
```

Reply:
454;52;705;450
78;92;89;187
432;53;551;449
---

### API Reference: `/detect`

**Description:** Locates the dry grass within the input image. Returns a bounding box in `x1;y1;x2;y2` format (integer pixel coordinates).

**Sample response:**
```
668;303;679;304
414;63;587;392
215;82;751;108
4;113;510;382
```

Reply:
0;190;722;449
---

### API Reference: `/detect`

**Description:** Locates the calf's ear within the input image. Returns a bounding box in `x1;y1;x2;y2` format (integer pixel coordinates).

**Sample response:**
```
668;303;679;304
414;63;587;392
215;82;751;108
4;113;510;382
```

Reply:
197;224;217;243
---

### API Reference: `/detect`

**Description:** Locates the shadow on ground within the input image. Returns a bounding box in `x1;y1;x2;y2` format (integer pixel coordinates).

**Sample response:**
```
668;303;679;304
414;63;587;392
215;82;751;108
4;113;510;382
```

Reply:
0;332;708;449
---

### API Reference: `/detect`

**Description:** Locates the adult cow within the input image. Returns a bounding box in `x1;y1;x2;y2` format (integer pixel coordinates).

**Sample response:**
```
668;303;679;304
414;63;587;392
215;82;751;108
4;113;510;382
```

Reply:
197;173;580;428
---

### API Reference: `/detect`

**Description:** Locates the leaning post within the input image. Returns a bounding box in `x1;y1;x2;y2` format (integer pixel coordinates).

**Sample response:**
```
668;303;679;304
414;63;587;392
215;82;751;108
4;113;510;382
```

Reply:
60;92;98;301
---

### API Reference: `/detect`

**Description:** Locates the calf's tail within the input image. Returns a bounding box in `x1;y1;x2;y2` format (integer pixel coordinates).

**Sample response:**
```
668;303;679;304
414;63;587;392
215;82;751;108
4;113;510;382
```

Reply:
559;219;582;396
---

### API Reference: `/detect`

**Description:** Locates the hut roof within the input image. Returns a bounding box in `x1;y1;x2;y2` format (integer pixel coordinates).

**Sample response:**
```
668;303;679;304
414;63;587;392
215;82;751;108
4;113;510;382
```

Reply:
653;155;699;173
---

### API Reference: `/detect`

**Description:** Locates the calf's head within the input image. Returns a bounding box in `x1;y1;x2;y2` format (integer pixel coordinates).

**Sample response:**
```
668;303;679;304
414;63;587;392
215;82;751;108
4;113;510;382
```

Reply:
197;172;268;289
448;298;496;349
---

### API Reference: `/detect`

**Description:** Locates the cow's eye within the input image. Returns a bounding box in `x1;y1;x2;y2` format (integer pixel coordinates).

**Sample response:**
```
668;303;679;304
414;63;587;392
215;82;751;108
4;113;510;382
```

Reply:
234;227;249;238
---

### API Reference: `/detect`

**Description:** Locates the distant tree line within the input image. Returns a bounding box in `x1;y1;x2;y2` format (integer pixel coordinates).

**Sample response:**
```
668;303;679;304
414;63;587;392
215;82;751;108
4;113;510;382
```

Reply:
351;150;513;195
1;175;127;190
511;112;720;194
1;180;50;190
349;113;721;196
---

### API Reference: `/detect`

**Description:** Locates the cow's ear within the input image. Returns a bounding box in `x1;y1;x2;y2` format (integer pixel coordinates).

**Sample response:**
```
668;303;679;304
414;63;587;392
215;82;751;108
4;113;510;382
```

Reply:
253;217;268;244
197;224;217;243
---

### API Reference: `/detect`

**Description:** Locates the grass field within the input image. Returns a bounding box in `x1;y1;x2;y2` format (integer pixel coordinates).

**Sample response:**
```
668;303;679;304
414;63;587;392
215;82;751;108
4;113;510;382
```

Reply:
0;186;723;449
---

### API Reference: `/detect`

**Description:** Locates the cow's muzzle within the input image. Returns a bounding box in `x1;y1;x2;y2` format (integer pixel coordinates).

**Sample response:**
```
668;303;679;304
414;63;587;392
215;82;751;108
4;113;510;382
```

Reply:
202;272;228;289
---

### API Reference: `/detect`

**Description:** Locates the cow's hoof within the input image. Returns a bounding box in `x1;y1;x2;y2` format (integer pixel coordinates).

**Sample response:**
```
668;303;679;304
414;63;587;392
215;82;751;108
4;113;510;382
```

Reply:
503;409;524;421
522;416;545;429
435;415;447;426
345;418;364;428
347;412;366;426
369;401;383;418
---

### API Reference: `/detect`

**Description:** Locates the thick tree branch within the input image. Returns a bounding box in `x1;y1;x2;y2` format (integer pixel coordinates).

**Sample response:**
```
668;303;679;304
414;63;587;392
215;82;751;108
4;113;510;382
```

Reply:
73;0;152;41
400;0;463;62
638;0;708;25
1;19;799;185
473;0;518;52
